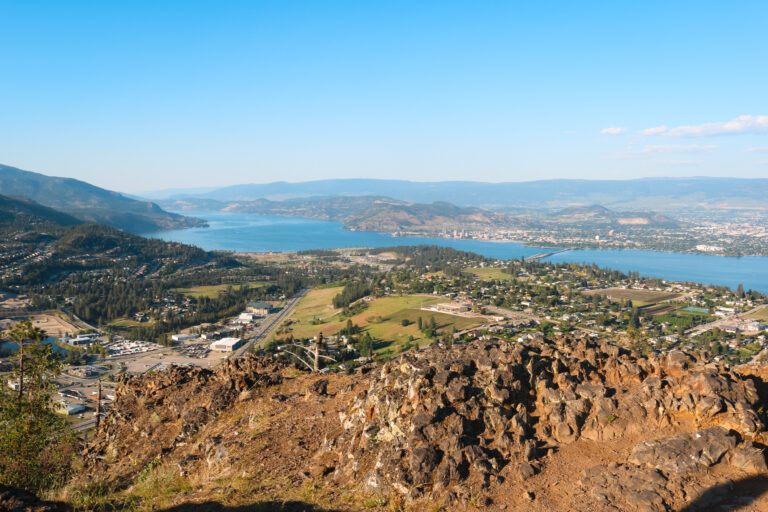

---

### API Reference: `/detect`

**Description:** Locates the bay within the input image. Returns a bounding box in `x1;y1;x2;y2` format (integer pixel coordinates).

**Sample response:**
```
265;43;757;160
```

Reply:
145;211;768;293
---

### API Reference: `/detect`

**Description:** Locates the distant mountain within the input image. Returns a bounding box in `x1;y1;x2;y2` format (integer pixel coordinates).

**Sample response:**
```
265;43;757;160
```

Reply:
0;164;206;233
160;195;677;233
150;177;768;211
547;205;681;228
177;195;517;232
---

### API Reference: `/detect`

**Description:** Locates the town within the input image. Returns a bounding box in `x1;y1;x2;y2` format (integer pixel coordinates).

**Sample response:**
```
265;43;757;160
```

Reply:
3;246;767;435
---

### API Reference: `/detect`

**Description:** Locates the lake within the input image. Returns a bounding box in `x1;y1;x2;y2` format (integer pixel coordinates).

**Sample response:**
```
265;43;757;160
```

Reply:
145;211;768;293
0;337;68;355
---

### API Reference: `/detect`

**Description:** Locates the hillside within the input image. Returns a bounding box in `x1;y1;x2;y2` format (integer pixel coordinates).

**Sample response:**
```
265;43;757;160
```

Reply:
0;164;206;233
544;205;681;228
50;335;768;511
162;195;678;233
0;194;82;233
0;198;221;288
147;177;768;212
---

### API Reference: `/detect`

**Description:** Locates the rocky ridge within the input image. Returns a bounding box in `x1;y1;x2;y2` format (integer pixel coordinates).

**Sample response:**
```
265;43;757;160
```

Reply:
78;336;768;511
315;337;768;509
82;355;284;486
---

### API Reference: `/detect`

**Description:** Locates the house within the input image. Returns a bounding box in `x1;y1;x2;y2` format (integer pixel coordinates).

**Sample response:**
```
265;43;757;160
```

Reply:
245;301;273;316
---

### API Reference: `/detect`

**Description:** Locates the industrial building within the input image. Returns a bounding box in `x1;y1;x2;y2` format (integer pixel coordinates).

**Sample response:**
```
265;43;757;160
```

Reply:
209;337;244;352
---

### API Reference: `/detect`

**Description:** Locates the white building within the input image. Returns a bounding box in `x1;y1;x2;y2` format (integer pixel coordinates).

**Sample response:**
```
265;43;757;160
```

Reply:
210;337;244;352
237;312;255;324
171;334;199;342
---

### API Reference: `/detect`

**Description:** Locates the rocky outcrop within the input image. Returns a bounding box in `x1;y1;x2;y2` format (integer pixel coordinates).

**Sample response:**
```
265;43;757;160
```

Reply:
82;355;284;486
315;337;767;506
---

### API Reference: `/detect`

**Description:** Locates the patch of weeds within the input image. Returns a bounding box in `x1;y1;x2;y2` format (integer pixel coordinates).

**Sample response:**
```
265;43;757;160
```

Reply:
364;494;388;508
150;412;163;424
132;462;192;506
606;413;617;423
66;480;120;510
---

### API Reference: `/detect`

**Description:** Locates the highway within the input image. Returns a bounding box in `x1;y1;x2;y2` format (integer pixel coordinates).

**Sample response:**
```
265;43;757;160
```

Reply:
231;288;309;358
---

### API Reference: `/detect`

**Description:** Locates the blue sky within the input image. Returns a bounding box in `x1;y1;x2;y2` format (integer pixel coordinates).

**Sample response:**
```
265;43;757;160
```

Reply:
1;1;767;192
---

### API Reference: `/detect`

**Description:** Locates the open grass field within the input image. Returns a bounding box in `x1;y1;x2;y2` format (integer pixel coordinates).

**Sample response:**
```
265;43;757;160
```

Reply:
747;306;768;322
171;281;267;299
107;317;143;328
582;287;682;306
275;288;488;358
464;267;515;281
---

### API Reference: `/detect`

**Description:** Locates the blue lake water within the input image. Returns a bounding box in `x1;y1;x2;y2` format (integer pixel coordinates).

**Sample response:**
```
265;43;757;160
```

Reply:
0;337;68;355
145;211;768;293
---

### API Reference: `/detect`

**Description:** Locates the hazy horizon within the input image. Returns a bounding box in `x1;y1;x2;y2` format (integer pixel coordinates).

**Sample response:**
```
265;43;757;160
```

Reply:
1;1;767;193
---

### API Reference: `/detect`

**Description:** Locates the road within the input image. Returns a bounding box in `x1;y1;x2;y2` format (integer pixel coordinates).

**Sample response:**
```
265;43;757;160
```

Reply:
686;304;768;337
232;288;309;358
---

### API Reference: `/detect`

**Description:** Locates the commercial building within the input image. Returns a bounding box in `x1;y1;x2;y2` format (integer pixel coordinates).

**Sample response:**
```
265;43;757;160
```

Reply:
171;334;199;342
245;301;273;316
237;312;255;324
57;403;86;416
433;302;472;315
210;337;244;352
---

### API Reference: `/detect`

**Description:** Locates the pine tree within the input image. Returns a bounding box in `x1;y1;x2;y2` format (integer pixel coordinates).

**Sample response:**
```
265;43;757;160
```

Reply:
1;321;74;492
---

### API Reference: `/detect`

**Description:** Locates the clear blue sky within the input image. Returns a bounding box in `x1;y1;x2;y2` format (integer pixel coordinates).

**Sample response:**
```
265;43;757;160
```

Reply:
1;1;767;192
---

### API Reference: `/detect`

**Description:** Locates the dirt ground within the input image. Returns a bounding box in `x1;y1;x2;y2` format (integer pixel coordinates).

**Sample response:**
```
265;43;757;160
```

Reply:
0;313;80;338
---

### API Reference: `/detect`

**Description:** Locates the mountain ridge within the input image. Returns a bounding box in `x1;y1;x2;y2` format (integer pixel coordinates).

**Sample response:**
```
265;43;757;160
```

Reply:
160;195;680;232
143;176;768;211
0;164;206;233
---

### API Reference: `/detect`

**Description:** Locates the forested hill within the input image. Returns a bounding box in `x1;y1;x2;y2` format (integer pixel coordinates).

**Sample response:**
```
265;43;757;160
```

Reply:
0;198;229;288
0;194;82;233
0;164;206;233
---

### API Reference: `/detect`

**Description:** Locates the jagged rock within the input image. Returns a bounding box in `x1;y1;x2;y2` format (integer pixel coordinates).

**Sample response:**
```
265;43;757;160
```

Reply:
729;443;768;472
322;336;768;503
629;427;737;473
308;379;329;396
82;355;284;485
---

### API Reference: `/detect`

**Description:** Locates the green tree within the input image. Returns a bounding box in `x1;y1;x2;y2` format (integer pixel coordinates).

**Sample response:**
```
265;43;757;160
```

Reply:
1;321;75;492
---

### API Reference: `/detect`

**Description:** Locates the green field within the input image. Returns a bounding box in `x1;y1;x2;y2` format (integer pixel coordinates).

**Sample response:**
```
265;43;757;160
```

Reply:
107;317;143;328
275;287;488;358
171;281;267;299
747;306;768;322
464;267;516;281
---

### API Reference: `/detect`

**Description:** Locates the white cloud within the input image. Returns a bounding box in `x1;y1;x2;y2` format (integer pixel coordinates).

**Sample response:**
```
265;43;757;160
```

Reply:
600;126;626;135
661;115;768;137
641;126;667;135
641;144;717;153
745;147;768;152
